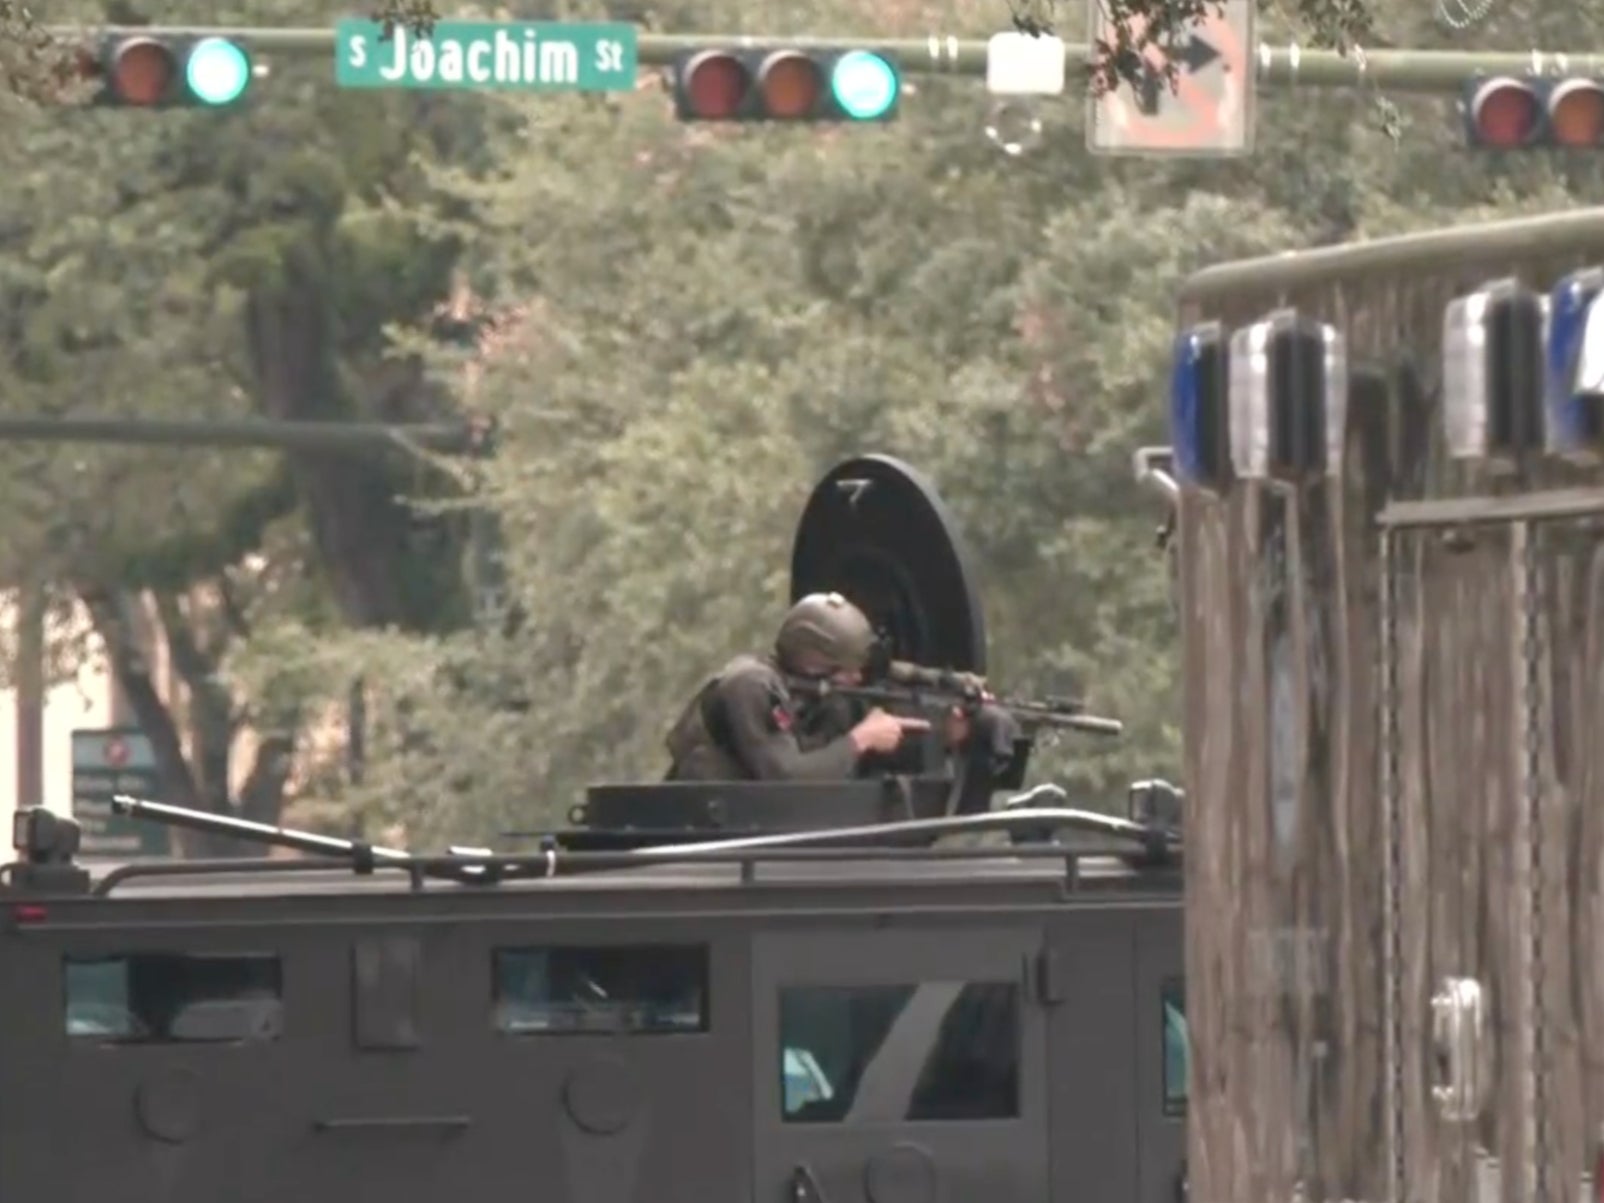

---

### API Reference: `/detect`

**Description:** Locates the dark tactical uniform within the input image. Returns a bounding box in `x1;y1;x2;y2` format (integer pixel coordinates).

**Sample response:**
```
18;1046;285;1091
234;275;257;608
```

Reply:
663;592;1016;800
665;592;908;783
663;653;862;782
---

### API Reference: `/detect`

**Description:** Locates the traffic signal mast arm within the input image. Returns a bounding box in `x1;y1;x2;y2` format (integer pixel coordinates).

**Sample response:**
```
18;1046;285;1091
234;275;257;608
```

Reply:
42;25;1604;95
0;415;492;455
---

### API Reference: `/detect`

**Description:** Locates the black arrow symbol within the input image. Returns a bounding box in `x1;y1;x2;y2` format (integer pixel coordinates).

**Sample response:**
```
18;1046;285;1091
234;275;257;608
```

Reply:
1136;64;1164;115
1132;34;1221;115
1129;63;1154;113
1177;34;1221;74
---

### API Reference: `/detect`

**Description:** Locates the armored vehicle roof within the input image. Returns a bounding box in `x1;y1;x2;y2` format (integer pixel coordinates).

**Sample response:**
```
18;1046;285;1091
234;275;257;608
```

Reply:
76;848;1178;902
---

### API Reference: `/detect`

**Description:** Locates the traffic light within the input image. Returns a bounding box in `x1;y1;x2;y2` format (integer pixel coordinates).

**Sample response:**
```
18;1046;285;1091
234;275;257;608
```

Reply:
1461;74;1604;148
671;47;900;122
83;35;253;108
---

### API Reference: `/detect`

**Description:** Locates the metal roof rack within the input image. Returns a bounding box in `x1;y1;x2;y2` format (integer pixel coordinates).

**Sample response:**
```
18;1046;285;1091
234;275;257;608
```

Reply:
60;792;1179;898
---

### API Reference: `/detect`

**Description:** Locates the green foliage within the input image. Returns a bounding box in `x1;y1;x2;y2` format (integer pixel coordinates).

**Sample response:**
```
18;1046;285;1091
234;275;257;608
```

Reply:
8;0;1604;849
0;0;506;827
251;65;1291;840
234;0;1599;850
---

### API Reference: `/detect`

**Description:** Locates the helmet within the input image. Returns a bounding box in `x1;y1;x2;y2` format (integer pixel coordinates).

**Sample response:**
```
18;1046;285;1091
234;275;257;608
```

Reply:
775;592;876;674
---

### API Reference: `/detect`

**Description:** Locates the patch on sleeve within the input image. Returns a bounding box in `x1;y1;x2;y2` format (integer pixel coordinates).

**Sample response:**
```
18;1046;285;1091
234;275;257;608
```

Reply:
769;704;793;733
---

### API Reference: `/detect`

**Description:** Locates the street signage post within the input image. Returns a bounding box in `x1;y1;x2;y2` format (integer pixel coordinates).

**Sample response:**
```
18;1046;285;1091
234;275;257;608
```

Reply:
1086;0;1256;156
71;727;169;859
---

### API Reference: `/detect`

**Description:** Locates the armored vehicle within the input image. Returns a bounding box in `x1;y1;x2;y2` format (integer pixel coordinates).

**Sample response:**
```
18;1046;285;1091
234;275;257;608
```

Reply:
1166;207;1604;1203
0;454;1187;1203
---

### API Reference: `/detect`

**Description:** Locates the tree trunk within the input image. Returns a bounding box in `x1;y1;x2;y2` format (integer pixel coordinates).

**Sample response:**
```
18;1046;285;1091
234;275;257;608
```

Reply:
243;247;451;631
78;585;208;852
80;583;296;858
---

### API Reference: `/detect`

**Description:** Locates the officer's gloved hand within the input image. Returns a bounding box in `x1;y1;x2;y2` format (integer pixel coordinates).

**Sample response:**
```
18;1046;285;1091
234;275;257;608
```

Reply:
951;671;988;695
943;705;971;749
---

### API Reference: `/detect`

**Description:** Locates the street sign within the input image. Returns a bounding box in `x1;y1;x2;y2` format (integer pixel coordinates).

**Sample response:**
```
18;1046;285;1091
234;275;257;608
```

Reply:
1086;0;1255;156
334;20;637;92
71;727;169;859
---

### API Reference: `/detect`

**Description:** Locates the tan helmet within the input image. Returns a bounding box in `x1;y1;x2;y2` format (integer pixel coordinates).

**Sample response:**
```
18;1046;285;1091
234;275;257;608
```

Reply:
775;592;876;674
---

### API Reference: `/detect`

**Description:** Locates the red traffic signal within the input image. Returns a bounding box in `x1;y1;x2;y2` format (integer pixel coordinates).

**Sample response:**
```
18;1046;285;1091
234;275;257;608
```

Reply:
85;35;253;108
1463;75;1604;148
672;47;900;123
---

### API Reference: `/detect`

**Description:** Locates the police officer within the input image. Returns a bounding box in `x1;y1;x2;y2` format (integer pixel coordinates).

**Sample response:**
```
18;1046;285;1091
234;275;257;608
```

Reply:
664;592;929;781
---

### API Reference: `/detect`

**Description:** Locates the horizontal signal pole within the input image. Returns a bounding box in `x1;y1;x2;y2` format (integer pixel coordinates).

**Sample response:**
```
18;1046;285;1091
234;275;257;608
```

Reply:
39;25;1604;94
0;415;487;454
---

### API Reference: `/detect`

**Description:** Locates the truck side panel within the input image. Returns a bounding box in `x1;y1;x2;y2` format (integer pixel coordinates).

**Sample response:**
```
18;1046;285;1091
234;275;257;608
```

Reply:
0;887;1179;1202
1;912;752;1203
1176;407;1390;1203
1176;215;1604;1203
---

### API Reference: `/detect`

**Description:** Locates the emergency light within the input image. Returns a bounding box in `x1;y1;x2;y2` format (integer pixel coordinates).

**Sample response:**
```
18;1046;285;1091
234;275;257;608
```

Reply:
1226;309;1347;482
1168;322;1231;493
1442;278;1545;466
1545;268;1604;464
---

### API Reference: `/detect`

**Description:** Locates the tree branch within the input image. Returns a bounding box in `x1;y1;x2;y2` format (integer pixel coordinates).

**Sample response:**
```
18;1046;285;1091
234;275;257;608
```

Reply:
76;582;203;815
153;590;216;688
237;730;295;826
216;571;252;642
152;587;234;818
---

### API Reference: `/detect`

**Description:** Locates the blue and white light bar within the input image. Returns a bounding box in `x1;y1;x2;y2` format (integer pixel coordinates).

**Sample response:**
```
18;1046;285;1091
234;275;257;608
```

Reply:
1227;309;1347;482
1442;277;1545;467
1545;267;1604;464
1168;321;1231;493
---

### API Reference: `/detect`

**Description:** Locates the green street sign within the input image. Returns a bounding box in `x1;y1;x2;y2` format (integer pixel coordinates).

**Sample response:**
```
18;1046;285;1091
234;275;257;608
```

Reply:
334;19;636;91
71;727;169;859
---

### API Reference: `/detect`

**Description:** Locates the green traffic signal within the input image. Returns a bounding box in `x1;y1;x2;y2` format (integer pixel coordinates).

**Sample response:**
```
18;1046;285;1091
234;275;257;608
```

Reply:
185;37;252;106
829;50;898;121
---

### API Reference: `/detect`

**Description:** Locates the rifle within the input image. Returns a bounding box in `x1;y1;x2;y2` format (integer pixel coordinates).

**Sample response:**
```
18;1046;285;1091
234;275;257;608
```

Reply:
787;659;1123;738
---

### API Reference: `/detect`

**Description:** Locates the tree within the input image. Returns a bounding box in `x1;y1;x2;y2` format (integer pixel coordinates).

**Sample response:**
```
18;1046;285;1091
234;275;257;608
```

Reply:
214;0;1604;853
0;0;497;849
6;0;1603;857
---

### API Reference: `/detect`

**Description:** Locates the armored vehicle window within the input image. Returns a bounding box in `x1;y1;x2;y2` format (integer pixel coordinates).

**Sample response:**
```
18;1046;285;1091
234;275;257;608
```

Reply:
63;952;283;1044
778;982;1019;1123
1162;978;1187;1114
493;944;708;1034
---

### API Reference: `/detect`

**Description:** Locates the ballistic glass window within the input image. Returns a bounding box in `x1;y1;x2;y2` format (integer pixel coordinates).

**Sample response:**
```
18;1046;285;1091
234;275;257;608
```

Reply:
493;944;709;1034
778;981;1019;1123
1162;978;1188;1115
64;952;283;1044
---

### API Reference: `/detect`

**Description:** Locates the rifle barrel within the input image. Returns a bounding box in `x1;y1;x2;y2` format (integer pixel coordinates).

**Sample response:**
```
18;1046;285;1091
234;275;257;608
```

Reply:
1029;712;1124;737
795;681;1123;737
